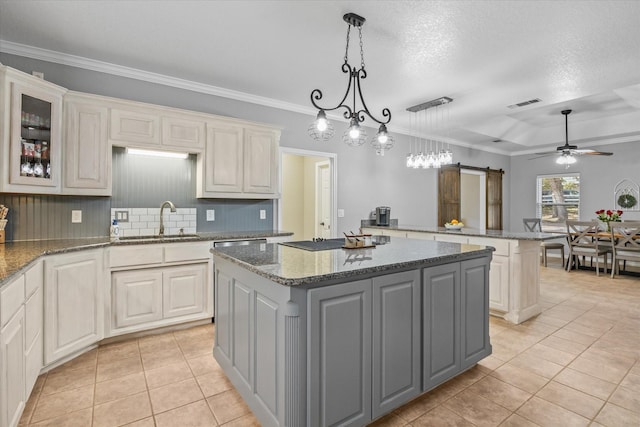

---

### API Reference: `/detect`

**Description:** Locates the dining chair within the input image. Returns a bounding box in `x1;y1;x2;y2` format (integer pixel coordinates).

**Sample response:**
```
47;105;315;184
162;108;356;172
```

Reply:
523;218;565;267
609;221;640;278
566;220;610;276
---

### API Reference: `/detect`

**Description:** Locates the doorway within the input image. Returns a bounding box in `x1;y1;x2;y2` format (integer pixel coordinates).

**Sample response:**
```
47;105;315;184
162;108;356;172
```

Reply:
279;148;336;240
460;169;486;232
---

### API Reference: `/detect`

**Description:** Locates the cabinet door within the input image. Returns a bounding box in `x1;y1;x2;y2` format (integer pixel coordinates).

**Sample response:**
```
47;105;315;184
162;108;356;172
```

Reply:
112;269;163;330
0;307;25;427
44;250;103;364
24;283;43;395
163;264;206;319
309;279;372;427
63;96;111;195
161;115;205;150
488;254;509;312
243;128;278;194
460;258;492;370
110;108;160;146
6;78;63;193
423;263;460;391
202;123;243;193
372;270;420;419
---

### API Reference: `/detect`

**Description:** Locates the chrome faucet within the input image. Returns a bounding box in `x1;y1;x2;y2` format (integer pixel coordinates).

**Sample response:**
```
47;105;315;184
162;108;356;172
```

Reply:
159;200;176;236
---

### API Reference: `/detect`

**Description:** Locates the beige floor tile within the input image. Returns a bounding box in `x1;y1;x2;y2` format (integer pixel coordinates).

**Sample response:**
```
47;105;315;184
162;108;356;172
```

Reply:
509;353;564;379
532;313;571;328
206;389;252;425
516;396;589;427
49;349;97;374
98;340;140;363
31;384;94;423
173;323;214;339
41;364;96;395
619;372;640;393
522;343;576;366
392;386;453;422
145;359;193;389
141;346;185;370
154;399;218;427
138;332;179;354
411;405;475;427
220;413;261;427
594;402;640;427
149;377;204;414
535;380;604;419
32;373;47;395
196;370;233;397
188;353;220;376
568;354;629;384
580;347;637;372
543;306;586;322
443;388;512;426
97;355;143;382
29;407;93;427
552;328;599;346
490;363;549;394
609;385;640;414
93;390;152;427
95;372;147;405
178;336;215;359
19;382;40;425
368;412;408;427
538;335;587;356
554;368;617;400
122;417;155;427
498;413;541;427
466;375;532;411
563;320;608;338
477;354;505;372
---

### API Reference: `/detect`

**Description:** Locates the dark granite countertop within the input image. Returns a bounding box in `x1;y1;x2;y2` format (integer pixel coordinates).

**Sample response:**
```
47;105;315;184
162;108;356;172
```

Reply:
211;237;494;287
0;231;292;286
361;224;563;241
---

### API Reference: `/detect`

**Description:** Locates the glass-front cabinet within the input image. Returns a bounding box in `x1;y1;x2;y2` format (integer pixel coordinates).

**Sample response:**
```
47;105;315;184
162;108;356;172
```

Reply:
1;66;65;194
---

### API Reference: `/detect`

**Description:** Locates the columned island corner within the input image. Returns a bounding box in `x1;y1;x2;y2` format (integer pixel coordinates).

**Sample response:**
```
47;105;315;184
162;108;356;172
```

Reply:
211;238;493;427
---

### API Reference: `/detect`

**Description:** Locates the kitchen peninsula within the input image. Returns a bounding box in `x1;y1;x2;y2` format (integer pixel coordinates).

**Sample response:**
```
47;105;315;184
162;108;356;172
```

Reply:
211;238;493;427
361;225;563;324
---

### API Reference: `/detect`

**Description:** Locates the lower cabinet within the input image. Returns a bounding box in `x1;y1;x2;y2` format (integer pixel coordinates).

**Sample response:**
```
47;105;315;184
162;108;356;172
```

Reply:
44;250;104;365
423;258;491;391
110;263;209;335
0;306;25;427
308;270;421;426
24;262;43;395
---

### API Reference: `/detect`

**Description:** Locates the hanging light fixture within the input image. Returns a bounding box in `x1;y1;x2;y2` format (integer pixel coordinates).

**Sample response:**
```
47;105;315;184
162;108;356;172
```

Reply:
406;96;454;169
308;13;392;154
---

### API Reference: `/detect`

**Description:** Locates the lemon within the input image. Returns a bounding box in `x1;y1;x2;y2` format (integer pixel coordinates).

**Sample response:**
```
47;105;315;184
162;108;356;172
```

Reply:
451;219;459;224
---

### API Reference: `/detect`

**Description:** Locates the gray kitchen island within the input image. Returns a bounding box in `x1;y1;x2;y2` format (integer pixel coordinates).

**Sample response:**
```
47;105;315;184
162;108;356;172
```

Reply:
211;237;494;427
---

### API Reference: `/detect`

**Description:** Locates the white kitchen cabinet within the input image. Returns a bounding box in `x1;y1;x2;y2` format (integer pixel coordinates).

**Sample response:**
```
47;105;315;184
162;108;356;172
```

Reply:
109;107;161;146
162;114;205;150
197;122;280;198
44;250;104;364
0;65;66;195
112;269;163;329
24;262;43;395
163;264;207;319
63;92;111;195
0;306;25;427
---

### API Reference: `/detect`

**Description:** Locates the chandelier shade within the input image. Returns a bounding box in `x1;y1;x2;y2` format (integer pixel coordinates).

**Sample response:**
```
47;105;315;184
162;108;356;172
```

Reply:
308;13;392;153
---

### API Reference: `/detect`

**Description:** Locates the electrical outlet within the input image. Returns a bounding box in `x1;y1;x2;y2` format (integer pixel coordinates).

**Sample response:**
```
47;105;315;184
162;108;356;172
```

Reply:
260;209;266;220
32;71;44;79
71;210;82;223
338;209;345;218
207;209;215;221
115;210;129;222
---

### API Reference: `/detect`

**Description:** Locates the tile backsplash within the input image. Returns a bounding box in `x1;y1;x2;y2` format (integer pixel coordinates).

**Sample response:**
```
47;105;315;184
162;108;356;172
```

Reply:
111;207;197;237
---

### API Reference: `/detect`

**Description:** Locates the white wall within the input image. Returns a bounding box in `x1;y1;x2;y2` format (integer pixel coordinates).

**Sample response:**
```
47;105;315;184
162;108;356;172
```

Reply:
509;140;640;229
281;154;304;239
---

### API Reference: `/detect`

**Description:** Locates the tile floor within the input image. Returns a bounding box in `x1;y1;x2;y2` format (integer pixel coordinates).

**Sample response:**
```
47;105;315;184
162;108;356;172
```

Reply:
19;264;640;426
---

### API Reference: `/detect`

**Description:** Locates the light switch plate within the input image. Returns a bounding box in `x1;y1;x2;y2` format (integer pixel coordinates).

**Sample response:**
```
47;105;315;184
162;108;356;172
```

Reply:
260;209;266;220
71;210;82;223
338;209;345;218
115;210;129;222
206;209;215;221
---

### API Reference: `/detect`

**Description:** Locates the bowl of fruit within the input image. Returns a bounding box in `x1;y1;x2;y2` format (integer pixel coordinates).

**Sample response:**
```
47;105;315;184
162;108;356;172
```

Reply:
444;219;464;230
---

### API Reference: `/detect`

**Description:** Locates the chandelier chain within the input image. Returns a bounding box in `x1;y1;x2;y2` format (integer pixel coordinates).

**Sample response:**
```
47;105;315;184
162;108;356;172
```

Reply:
358;27;365;69
344;25;351;64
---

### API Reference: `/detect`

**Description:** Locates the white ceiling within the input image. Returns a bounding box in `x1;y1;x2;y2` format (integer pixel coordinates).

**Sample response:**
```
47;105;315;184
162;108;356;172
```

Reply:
1;0;639;156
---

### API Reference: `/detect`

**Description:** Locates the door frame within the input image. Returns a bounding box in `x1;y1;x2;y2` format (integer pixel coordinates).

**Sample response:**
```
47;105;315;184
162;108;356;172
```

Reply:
315;160;331;238
278;147;337;238
460;169;487;232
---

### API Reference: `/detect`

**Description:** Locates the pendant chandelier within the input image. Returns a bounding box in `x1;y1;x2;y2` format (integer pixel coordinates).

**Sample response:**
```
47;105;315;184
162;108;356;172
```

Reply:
406;97;454;169
308;13;393;155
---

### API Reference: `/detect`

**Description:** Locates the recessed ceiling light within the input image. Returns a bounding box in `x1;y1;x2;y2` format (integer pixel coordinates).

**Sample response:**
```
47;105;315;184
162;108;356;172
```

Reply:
126;148;189;159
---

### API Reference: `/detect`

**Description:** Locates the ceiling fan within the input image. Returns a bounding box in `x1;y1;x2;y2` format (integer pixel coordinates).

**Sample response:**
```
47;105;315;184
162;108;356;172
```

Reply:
529;109;613;166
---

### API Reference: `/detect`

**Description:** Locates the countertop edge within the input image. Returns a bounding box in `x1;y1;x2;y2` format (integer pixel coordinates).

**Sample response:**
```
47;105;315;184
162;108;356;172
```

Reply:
361;225;564;241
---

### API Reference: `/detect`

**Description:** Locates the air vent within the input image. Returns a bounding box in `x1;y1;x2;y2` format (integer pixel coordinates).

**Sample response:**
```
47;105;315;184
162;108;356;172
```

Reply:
507;98;542;109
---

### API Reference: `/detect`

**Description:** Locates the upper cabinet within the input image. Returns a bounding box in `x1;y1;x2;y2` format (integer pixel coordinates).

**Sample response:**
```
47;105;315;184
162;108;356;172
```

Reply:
0;66;66;194
63;92;111;195
197;122;280;199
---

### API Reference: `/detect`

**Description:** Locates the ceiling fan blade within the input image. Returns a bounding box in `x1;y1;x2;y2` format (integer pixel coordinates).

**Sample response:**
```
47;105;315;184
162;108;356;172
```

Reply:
581;151;613;156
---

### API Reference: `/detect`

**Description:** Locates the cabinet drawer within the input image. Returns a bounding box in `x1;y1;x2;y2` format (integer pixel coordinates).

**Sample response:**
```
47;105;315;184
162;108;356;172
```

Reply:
25;262;43;298
110;245;164;268
164;242;211;263
1;275;25;328
467;237;510;256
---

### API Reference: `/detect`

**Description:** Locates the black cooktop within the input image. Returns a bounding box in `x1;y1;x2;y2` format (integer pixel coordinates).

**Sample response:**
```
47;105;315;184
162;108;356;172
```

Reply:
279;238;345;252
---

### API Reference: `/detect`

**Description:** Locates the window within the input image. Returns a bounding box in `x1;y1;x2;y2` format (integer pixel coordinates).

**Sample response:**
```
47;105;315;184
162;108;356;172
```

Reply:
536;174;580;232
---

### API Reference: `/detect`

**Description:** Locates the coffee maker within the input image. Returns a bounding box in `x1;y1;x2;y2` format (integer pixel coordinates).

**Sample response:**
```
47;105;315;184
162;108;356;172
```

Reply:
376;206;391;226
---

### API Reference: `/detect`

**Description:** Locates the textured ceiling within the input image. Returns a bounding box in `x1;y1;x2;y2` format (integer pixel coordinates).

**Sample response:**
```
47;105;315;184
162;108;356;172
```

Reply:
1;0;639;155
